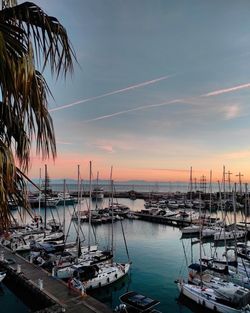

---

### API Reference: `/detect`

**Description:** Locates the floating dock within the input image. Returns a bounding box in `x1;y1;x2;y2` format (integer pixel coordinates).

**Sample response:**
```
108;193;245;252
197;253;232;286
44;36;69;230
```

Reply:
0;245;112;313
135;212;192;227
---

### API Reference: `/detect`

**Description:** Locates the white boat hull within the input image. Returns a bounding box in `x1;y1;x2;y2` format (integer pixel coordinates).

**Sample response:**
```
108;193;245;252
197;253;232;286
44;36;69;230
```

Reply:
214;230;246;241
84;263;130;290
178;282;248;313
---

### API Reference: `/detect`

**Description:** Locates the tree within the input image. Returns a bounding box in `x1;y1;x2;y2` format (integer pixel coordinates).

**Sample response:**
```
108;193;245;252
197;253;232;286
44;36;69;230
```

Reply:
0;1;76;230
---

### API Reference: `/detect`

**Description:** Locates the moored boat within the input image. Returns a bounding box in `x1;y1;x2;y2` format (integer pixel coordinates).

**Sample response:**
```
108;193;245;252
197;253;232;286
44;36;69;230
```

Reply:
114;291;162;312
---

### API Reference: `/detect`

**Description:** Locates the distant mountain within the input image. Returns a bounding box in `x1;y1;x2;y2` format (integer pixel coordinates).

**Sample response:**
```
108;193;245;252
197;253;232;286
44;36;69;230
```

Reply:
30;178;178;185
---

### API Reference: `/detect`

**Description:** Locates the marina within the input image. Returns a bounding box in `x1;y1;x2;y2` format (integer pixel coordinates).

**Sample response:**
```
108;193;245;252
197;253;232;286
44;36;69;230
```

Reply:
1;1;250;312
2;194;250;312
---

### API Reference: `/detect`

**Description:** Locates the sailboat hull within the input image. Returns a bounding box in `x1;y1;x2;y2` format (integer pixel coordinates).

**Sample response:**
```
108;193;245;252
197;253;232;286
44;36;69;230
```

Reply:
177;282;249;313
84;263;130;290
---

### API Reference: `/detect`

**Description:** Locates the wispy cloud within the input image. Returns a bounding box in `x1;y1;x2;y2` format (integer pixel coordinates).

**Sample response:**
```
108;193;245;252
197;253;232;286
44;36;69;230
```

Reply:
222;149;250;160
149;168;192;173
202;82;250;97
49;75;172;112
96;144;114;153
223;104;240;120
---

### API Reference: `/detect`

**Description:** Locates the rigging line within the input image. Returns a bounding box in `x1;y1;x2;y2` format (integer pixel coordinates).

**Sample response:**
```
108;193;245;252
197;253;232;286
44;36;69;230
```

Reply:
91;224;97;245
71;203;85;241
181;239;189;270
120;218;131;263
77;180;87;242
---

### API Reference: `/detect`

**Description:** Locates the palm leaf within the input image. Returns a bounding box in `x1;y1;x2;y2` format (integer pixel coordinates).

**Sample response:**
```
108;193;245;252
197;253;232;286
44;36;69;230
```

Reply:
0;1;76;78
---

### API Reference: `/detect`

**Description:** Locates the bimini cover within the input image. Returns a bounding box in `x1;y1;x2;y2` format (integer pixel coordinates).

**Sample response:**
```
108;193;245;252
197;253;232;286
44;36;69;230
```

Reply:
188;263;206;273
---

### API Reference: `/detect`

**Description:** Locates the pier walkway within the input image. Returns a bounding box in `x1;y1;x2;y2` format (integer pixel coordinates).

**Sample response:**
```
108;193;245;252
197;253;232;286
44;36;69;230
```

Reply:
0;245;112;313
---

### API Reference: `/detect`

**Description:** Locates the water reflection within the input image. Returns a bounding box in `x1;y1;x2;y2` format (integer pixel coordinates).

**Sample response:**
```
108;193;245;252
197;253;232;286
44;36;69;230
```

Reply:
0;285;4;296
88;274;131;308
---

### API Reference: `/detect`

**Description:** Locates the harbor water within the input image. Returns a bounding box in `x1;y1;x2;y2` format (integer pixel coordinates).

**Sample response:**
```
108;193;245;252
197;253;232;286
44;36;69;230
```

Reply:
4;197;247;312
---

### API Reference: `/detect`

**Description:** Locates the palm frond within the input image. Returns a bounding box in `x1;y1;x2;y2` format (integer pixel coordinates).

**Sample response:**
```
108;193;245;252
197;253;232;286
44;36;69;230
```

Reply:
0;1;76;78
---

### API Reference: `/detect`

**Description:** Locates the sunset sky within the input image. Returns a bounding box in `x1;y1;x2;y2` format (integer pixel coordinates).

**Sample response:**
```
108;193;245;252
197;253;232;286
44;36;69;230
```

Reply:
25;0;250;183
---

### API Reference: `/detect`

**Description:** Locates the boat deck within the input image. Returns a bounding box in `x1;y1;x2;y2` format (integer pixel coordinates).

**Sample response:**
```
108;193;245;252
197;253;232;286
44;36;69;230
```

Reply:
0;245;112;313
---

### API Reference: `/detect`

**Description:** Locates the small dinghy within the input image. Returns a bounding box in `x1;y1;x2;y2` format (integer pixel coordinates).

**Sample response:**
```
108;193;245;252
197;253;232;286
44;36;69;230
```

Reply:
114;291;162;312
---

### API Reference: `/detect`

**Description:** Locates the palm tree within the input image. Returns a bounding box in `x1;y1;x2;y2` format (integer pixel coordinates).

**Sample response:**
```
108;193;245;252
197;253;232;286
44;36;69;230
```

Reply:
0;1;76;230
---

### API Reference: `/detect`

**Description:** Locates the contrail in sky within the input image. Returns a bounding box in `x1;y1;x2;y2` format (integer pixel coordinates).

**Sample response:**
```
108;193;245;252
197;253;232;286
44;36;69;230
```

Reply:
202;82;250;97
82;99;182;123
82;81;250;123
49;75;171;112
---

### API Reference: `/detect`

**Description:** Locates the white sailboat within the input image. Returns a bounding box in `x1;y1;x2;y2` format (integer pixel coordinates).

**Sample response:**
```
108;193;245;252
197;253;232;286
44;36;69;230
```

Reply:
177;189;250;313
65;163;131;290
177;281;250;313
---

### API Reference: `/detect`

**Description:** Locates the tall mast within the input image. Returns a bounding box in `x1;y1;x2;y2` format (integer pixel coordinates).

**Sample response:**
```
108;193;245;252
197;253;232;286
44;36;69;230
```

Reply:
77;165;80;258
223;165;226;196
227;170;232;193
38;168;41;217
44;164;47;229
209;170;212;223
236;172;244;195
189;166;193;201
244;184;248;249
110;166;114;262
233;183;237;265
199;189;203;286
63;179;66;236
88;161;92;252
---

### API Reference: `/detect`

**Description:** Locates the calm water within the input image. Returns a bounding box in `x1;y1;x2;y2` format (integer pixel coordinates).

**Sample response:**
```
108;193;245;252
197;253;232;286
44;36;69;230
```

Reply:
7;198;247;312
0;283;29;312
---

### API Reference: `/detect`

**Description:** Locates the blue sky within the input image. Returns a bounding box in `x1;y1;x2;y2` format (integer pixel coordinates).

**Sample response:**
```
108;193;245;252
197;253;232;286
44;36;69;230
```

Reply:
25;0;250;182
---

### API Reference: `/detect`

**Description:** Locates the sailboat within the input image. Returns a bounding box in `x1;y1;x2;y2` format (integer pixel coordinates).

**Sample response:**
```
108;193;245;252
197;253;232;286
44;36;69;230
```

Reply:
91;172;104;201
66;163;131;290
176;189;250;313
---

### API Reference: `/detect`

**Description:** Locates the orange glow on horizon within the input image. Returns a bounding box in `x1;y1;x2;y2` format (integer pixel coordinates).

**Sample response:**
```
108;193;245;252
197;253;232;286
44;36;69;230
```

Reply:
26;155;250;183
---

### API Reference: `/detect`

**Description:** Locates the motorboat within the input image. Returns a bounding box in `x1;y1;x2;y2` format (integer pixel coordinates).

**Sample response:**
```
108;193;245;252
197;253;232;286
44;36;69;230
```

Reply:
114;291;162;312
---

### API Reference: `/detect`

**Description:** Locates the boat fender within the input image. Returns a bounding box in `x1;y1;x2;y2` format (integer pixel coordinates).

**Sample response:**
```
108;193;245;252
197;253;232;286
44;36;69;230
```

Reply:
202;300;206;306
115;274;118;278
213;305;217;311
107;277;110;283
67;278;72;289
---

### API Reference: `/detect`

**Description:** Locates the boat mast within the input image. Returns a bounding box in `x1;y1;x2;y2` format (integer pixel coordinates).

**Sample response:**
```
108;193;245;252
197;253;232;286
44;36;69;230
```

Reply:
63;179;66;236
233;183;237;266
77;165;81;259
88;161;92;252
38;168;41;218
209;170;212;224
44;164;47;229
110;166;114;262
236;172;244;196
199;189;203;286
189;166;193;201
245;183;248;249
